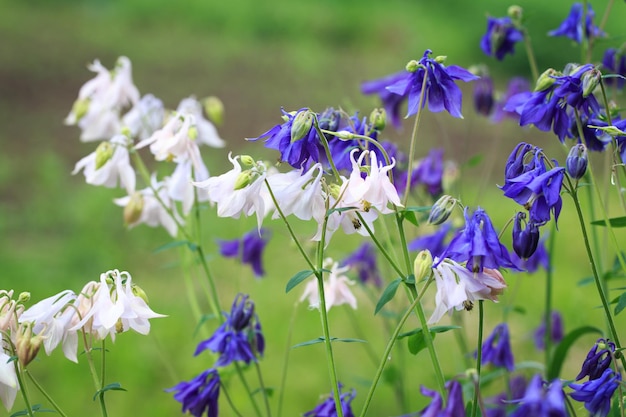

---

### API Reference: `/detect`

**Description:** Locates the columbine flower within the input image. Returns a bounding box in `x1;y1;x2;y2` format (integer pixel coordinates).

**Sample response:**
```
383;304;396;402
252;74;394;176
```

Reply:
122;94;165;140
473;74;495;116
480;16;524;60
566;143;588;179
195;294;264;366
0;351;18;411
361;71;408;129
72;134;136;194
512;212;540;260
341;242;382;287
576;338;616;381
602;46;626;90
570;368;621;417
534;311;564;350
327;112;380;172
303;384;356;417
429;258;507;324
408;224;452;260
512;233;550;273
418;380;465;417
167;368;220;417
0;290;23;337
176;97;225;148
218;229;270;278
548;3;604;44
168;157;210;216
300;259;357;312
492;77;530;123
480;323;515;371
510;374;567;417
485;375;527;417
265;163;325;223
438;207;518;273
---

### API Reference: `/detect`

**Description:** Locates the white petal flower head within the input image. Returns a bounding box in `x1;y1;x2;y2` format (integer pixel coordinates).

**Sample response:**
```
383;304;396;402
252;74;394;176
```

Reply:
428;258;507;324
300;259;357;312
72;134;136;194
193;153;271;230
0;351;18;411
122;94;165;140
266;163;325;222
102;56;140;110
168;157;210;216
177;97;225;148
135;112;197;163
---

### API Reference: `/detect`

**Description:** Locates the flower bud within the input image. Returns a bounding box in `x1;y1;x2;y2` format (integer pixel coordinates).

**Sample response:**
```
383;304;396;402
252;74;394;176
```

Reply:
534;68;558;92
582;68;602;97
434;55;447;64
123;192;144;225
413;250;433;283
234;170;256;190
406;60;421;72
203;96;224;126
16;323;43;367
334;130;355;140
369;108;387;131
507;5;523;25
95;141;114;170
512;212;539;259
566;144;588;180
291;110;314;143
132;284;150;304
18;292;30;303
428;195;457;225
240;155;256;166
70;98;90;122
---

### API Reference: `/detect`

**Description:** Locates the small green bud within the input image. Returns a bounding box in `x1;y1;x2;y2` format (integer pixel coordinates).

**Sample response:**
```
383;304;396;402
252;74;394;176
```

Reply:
534;68;558;92
507;5;523;25
95;141;114;170
369;108;387;131
291;110;314;143
234;170;255;190
120;126;132;138
406;60;420;72
203;96;224;126
413;250;433;283
582;68;602;97
434;55;447;64
428;195;457;225
18;292;30;303
124;192;144;225
589;124;626;137
70;98;90;122
334;130;356;140
240;155;256;166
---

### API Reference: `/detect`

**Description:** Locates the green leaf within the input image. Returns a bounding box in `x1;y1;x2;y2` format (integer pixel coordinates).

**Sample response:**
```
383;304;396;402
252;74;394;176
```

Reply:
285;270;315;293
547;326;603;380
403;206;432;213
153;240;197;253
292;337;366;349
590;216;626;228
401;326;460;356
398;325;461;339
10;405;55;416
614;292;626;315
375;278;402;314
403;210;419;227
93;382;127;401
465;154;483;168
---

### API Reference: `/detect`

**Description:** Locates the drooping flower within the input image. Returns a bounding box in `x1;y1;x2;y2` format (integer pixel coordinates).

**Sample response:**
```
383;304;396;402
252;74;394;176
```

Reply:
418;380;465;417
548;3;604;44
438;207;518;273
473;74;495;116
576;338;616;381
512;211;540;260
195;294;264;366
480;323;515;371
602;46;626;90
480;16;524;61
341;242;382;287
534;311;564;350
218;229;270;278
176;97;225;148
570;368;621;417
512;233;550;273
510;374;568;417
167;368;220;417
300;259;357;312
0;351;18;411
303;384;356;417
265;163;325;223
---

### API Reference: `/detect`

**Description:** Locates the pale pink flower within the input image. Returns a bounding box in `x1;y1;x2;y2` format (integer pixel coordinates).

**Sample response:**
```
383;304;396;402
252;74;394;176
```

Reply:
0;290;23;338
0;351;18;411
176;97;225;148
300;259;357;311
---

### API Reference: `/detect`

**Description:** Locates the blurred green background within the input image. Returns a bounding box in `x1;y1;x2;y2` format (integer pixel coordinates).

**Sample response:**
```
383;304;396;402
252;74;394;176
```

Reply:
1;0;625;416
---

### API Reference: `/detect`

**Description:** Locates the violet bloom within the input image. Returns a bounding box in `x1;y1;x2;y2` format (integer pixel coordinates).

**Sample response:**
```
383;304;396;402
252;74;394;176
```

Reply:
167;368;220;417
303;385;356;417
602;46;626;90
328;112;379;172
195;294;264;366
218;229;270;278
510;375;567;417
493;77;530;123
513;234;550;273
548;3;604;44
438;207;518;273
570;368;621;417
576;338;616;381
395;149;444;197
473;75;495;116
408;223;452;259
480;16;524;61
361;71;408;129
485;375;527;417
512;212;540;260
534;311;564;350
418;380;465;417
341;242;382;287
480;323;515;371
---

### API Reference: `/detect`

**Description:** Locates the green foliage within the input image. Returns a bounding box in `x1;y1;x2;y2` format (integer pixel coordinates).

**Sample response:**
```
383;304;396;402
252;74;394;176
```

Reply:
375;278;403;314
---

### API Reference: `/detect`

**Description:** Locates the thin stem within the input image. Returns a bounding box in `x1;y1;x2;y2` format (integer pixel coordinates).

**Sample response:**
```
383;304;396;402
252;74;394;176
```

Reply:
221;381;245;417
471;301;484;417
84;344;108;417
99;339;107;416
356;212;404;277
254;361;272;417
544;225;557;376
24;370;68;417
11;353;35;417
522;28;539;82
403;71;429;205
234;362;263;417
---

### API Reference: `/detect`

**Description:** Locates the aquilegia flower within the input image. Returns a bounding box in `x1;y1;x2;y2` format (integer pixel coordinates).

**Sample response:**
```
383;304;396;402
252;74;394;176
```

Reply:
510;374;567;417
361;71;407;128
218;229;270;278
576;338;616;381
341;242;382;287
167;368;220;417
195;294;264;366
492;77;530;123
480;16;524;61
480;323;515;371
534;311;564;350
418;380;465;417
363;49;478;120
570;368;621;417
300;258;357;312
408;223;452;259
602;45;626;90
303;384;356;417
0;351;18;411
548;3;604;44
512;211;540;260
473;74;495;116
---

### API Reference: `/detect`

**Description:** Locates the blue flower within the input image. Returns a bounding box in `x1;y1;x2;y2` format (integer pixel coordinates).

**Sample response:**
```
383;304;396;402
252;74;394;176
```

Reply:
485;375;527;417
534;311;564;350
361;71;408;129
570;368;621;417
303;385;356;417
493;77;530;123
395;148;444;197
473;75;495;116
408;223;452;259
602;46;626;90
480;16;524;60
167;368;220;417
480;323;515;371
218;228;270;278
438;207;518;273
576;338;616;381
195;294;265;366
341;242;382;287
512;234;550;273
548;3;604;44
327;112;380;172
510;374;567;417
418;380;465;417
512;212;540;260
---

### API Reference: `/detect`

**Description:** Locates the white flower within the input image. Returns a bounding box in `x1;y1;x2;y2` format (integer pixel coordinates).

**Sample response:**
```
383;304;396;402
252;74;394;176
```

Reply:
193;153;270;230
122;94;165;140
428;258;507;324
0;351;18;411
300;259;357;311
136;113;193;160
176;97;225;148
72;134;136;194
265;163;325;222
168;158;210;215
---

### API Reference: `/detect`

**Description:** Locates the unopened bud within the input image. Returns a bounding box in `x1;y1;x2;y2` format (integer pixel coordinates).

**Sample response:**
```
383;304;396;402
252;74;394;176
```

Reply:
328;183;342;200
234;170;256;190
434;55;447;64
428;195;457;225
124;192;144;225
203;96;224;126
369;108;387;131
291;110;314;143
16;323;42;367
240;155;256;166
582;68;602;97
17;292;30;303
566;143;588;180
512;212;539;259
95;141;114;170
534;68;558;92
507;5;523;25
413;250;433;283
406;60;420;73
334;130;355;140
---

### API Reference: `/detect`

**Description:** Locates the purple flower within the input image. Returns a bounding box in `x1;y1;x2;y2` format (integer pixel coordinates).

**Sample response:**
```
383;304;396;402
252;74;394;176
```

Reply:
480;323;515;371
548;3;604;44
602;46;626;90
395;149;444;197
513;234;550;273
480;16;524;60
341;242;382;287
218;229;270;278
361;71;408;129
492;77;530;123
328;112;379;172
195;294;265;366
419;380;465;417
534;311;564;350
167;368;220;417
512;212;540;260
566;143;588;179
570;368;621;417
438;207;518;273
303;385;356;417
473;75;495;116
408;223;452;259
485;375;527;417
576;338;616;381
510;375;568;417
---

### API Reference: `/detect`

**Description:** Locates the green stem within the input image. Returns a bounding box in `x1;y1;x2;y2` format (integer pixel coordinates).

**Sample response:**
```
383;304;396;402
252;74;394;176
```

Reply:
99;339;107;416
356;213;404;277
12;355;35;417
544;225;556;376
254;362;272;417
403;71;429;205
522;28;539;82
221;381;245;417
471;301;484;417
84;344;107;417
24;370;68;417
234;362;263;417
